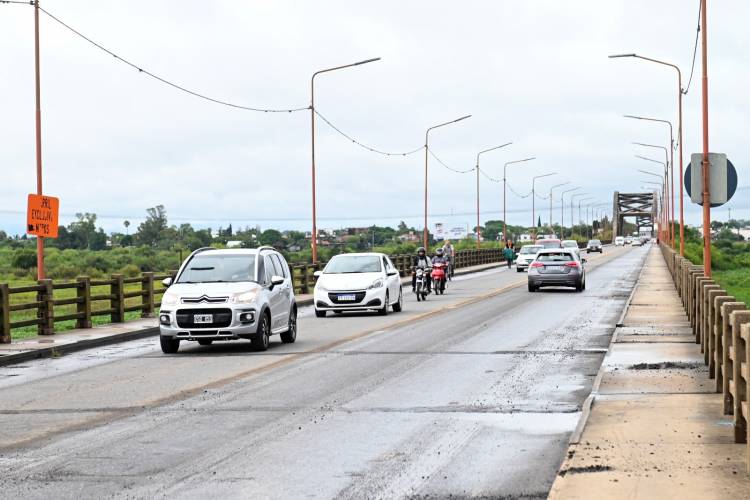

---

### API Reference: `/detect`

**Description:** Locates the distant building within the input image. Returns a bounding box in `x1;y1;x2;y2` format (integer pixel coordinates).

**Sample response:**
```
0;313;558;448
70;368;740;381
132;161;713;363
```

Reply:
226;240;242;248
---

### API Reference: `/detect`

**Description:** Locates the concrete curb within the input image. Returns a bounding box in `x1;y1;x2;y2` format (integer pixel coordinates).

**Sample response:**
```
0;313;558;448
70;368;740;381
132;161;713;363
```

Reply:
0;262;505;368
567;248;649;445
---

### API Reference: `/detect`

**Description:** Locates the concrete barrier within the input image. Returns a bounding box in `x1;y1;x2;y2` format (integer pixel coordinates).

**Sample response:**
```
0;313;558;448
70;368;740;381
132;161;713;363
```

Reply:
714;295;736;384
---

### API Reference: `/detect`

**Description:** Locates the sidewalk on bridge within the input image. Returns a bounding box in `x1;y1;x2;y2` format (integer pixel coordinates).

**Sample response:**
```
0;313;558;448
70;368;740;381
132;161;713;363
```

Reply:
549;246;750;499
0;261;504;367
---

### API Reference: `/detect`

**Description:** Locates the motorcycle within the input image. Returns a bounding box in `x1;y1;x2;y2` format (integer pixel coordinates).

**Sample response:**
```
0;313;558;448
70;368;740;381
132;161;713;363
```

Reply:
413;267;430;302
431;262;447;295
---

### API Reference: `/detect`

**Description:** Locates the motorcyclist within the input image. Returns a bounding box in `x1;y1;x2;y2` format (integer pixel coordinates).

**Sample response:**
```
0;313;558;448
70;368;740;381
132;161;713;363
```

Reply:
441;240;455;277
412;246;431;292
431;247;448;293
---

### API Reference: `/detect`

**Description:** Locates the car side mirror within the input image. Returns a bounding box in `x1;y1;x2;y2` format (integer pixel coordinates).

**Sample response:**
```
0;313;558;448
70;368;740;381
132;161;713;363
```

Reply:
162;277;173;287
313;271;323;278
271;275;285;287
387;270;399;277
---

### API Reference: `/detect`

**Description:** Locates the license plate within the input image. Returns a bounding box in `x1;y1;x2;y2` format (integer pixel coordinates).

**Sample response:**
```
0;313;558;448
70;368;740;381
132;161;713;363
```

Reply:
548;266;563;271
194;314;213;324
338;294;356;301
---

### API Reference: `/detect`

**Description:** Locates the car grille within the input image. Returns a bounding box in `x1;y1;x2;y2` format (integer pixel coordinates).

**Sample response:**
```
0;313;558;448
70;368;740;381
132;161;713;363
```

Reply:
181;295;228;304
176;308;232;328
328;292;367;304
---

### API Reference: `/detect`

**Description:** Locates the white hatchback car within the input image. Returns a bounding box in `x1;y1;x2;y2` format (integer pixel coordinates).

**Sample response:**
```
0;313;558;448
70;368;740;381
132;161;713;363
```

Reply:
561;240;581;258
515;244;543;272
314;253;403;317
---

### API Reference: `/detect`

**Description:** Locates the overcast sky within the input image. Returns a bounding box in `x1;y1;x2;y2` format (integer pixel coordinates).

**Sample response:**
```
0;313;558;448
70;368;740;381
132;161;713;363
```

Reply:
1;0;748;236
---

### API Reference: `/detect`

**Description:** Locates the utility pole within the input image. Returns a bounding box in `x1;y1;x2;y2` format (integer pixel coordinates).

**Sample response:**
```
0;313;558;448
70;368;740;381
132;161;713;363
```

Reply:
701;0;711;276
34;0;45;279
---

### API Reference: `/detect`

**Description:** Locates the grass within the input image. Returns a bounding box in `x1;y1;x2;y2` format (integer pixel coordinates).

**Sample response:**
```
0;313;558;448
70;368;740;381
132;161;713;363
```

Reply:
712;269;750;305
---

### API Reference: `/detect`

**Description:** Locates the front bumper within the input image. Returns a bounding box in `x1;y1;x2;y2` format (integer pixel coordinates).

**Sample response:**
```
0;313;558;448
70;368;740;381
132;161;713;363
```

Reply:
516;259;534;270
314;287;385;311
158;306;259;340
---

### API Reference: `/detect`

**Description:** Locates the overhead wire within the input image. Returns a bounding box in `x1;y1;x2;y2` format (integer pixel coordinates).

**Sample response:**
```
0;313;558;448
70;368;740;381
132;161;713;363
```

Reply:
682;0;702;95
36;6;309;113
427;148;474;174
313;110;423;156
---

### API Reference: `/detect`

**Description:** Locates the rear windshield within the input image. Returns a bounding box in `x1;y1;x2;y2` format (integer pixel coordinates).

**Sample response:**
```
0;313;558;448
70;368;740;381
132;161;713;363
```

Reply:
537;252;574;262
324;255;382;274
177;254;257;283
538;240;562;249
520;246;543;254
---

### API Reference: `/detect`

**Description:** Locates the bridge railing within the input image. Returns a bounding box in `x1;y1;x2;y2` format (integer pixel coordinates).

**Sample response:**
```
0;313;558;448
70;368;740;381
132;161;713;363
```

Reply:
0;248;503;342
659;244;749;472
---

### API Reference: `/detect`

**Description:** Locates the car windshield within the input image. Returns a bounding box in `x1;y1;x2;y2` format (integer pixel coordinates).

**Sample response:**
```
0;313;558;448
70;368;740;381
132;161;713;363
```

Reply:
520;245;543;254
562;241;578;248
176;254;256;283
588;240;601;245
537;252;575;262
324;255;382;274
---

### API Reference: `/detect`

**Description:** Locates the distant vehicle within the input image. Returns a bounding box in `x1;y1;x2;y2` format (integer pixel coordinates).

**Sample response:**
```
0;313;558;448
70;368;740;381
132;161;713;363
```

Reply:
586;239;603;253
561;240;581;257
515;244;543;272
535;238;563;249
625;236;633;245
313;253;403;316
615;236;625;246
632;238;644;247
158;247;297;354
527;248;586;292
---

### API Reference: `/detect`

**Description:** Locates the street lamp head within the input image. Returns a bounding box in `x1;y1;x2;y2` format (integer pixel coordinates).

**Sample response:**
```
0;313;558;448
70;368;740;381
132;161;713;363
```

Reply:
453;114;472;123
608;53;636;58
354;57;381;65
635;154;666;166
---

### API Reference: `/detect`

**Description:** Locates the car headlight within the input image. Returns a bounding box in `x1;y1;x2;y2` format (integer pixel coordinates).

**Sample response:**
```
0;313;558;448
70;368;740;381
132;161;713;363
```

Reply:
368;278;384;290
315;282;328;293
231;290;259;304
161;292;179;306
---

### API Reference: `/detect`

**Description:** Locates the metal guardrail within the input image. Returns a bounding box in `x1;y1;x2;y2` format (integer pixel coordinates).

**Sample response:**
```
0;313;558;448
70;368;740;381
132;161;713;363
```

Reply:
0;248;504;342
659;244;749;472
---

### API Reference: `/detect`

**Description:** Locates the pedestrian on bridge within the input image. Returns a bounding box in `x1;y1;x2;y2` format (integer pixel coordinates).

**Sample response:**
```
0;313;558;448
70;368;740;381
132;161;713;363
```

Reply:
503;242;515;269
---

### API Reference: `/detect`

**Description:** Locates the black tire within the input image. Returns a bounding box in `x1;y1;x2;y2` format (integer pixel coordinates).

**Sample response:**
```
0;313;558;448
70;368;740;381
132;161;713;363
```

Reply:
315;309;326;318
582;278;586;290
416;290;422;302
575;281;583;292
280;308;297;343
197;339;213;346
528;283;536;293
251;313;270;352
378;292;389;316
392;288;403;312
160;336;180;354
422;291;428;301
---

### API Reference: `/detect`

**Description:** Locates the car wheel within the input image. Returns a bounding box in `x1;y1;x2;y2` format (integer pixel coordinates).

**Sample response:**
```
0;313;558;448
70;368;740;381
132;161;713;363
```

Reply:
160;336;180;354
528;283;536;292
379;292;389;316
575;281;583;292
315;309;326;318
280;308;297;344
197;339;213;346
392;288;403;312
582;278;586;290
251;313;270;352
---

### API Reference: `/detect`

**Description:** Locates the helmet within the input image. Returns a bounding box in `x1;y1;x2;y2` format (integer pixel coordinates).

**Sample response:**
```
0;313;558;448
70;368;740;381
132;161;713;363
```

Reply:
436;248;444;256
417;246;426;256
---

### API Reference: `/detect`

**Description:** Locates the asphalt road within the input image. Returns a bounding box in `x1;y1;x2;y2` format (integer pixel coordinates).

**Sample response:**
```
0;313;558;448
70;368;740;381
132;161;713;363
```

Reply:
0;245;648;499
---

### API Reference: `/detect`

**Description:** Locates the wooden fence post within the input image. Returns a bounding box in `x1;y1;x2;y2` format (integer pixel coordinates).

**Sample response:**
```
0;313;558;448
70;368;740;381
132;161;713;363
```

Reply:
0;283;10;343
301;266;309;295
37;279;54;336
142;272;155;318
76;276;92;329
111;274;125;323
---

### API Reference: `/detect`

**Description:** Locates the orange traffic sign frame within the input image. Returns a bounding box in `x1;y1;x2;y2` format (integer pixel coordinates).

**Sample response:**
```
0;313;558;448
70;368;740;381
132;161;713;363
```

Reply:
27;194;59;238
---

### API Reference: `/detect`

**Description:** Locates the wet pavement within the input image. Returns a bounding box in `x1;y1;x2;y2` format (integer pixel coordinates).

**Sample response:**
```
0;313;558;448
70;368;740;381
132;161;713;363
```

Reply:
0;246;644;499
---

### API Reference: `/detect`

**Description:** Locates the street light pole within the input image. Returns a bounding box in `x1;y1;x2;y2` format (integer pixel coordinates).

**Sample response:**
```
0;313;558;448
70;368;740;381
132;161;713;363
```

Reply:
310;57;380;263
475;142;512;249
625;115;676;249
34;0;45;279
700;0;711;276
423;115;472;249
570;193;589;235
578;197;595;226
560;187;580;239
549;182;570;237
502;157;536;244
609;53;685;256
531;173;556;241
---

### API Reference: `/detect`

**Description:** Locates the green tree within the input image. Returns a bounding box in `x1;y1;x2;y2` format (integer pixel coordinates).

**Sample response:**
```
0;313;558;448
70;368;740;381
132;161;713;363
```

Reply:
260;229;283;247
137;205;168;247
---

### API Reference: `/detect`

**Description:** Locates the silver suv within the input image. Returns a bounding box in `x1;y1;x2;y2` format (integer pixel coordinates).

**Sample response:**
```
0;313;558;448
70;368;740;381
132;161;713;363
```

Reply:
158;247;297;353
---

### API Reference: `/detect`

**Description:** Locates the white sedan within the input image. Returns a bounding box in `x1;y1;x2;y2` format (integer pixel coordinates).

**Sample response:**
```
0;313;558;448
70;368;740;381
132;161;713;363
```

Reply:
313;253;403;317
515;244;543;272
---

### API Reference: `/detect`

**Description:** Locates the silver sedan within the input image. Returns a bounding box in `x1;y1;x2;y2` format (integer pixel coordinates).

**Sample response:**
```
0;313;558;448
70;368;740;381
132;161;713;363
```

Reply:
527;248;586;292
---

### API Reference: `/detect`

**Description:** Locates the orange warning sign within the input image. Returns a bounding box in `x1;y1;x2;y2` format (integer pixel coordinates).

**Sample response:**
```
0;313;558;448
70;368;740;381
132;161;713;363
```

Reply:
27;194;59;238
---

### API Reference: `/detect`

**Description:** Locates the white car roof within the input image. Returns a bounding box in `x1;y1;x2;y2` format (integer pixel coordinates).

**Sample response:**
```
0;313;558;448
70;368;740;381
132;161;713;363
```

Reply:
537;248;578;255
330;252;386;258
